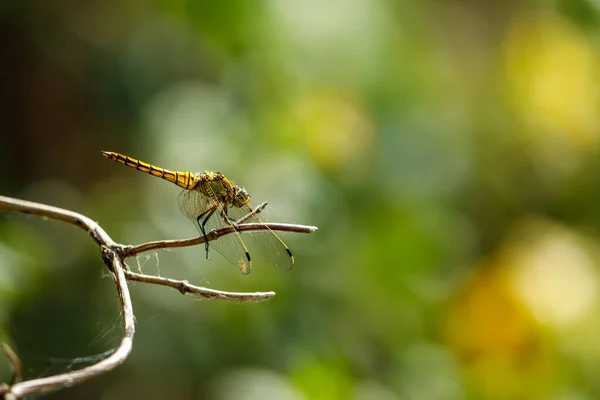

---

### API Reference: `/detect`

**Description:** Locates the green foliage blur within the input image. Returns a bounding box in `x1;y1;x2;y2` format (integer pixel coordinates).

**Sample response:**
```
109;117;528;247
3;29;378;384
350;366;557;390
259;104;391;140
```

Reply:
2;1;600;399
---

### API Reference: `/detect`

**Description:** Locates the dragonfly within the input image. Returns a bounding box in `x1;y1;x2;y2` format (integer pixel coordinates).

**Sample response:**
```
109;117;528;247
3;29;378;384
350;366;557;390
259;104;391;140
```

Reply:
101;151;294;274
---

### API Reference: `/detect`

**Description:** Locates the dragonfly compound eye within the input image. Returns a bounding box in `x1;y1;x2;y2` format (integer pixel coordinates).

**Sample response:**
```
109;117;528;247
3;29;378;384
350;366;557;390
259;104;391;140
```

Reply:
233;186;250;207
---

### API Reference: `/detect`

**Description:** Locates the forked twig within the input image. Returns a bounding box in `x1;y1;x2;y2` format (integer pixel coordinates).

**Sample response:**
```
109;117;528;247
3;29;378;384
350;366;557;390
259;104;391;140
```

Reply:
119;203;314;299
0;194;316;398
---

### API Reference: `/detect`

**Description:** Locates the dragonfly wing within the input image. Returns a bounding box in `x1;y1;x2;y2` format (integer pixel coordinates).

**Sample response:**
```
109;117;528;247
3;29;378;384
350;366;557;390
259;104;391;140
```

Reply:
177;188;215;224
228;204;294;271
177;189;252;274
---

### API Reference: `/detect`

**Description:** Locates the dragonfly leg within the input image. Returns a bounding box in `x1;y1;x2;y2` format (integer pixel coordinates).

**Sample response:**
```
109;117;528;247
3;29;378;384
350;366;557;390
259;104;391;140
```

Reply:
219;206;241;233
222;206;236;223
197;207;217;259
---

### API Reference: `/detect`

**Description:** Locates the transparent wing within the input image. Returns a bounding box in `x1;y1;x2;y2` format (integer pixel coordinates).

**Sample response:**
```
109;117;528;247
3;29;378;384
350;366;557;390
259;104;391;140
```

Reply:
227;203;294;271
177;189;252;274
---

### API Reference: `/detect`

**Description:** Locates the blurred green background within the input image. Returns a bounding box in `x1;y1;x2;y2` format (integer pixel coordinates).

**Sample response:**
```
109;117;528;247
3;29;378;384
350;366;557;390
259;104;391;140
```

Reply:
2;0;600;399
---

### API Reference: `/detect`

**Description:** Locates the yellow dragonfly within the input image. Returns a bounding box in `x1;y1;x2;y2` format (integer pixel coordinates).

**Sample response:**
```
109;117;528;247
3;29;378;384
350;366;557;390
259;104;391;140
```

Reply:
102;151;294;274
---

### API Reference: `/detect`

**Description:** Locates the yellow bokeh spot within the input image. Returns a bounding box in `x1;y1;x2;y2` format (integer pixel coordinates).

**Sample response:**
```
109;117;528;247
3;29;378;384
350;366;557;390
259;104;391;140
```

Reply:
503;13;600;155
445;245;553;398
445;264;533;360
506;220;599;330
297;91;375;171
445;218;600;398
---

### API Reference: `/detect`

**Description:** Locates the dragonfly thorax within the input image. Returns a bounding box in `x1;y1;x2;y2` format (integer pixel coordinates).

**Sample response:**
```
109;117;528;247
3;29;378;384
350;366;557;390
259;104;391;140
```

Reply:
194;172;235;202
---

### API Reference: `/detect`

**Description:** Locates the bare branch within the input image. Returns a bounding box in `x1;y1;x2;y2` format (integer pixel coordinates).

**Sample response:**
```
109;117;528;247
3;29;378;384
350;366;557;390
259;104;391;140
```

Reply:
0;195;136;398
122;222;318;257
124;270;275;301
0;194;316;398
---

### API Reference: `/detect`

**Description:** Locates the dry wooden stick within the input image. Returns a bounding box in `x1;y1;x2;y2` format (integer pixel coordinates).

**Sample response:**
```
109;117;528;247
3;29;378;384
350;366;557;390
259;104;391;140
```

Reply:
122;222;317;258
124;270;275;301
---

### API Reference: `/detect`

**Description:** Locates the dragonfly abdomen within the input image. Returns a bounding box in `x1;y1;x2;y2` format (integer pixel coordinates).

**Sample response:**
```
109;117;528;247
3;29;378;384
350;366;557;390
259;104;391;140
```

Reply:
101;151;197;190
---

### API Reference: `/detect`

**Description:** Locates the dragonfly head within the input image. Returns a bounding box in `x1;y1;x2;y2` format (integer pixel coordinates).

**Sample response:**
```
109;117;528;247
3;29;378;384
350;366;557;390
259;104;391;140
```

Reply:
232;185;251;207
